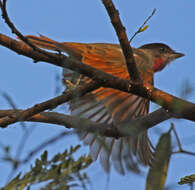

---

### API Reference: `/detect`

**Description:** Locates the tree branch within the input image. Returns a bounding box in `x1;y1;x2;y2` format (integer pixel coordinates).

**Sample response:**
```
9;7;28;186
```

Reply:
0;81;100;127
0;33;194;122
102;0;142;82
0;108;171;138
0;0;54;59
0;0;194;126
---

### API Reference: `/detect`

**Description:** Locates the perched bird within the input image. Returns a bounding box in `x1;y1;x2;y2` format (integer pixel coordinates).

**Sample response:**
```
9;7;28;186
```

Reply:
25;35;184;174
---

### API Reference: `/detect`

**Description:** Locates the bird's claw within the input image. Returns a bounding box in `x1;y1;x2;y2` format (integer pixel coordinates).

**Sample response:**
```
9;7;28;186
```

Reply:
64;76;82;92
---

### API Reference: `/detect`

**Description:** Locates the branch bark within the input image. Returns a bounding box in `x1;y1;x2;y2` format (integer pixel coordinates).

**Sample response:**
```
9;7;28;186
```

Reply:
102;0;142;82
0;33;194;123
0;0;194;130
0;108;171;138
0;81;100;127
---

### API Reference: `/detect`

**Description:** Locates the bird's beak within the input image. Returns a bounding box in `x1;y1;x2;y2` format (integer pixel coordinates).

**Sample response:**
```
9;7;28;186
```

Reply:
173;52;185;59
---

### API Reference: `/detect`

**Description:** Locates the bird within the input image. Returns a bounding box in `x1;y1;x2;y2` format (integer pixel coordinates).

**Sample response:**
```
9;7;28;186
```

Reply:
24;35;184;174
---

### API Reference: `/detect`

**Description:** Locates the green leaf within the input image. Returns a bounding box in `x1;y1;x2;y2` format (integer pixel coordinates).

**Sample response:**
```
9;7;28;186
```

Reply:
2;145;92;190
178;174;195;185
41;150;48;165
146;130;171;190
139;25;148;32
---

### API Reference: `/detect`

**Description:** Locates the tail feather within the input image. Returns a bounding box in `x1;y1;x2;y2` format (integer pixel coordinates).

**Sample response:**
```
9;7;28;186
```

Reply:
111;139;125;174
99;138;114;172
70;86;154;174
25;35;91;60
25;35;59;51
90;138;102;160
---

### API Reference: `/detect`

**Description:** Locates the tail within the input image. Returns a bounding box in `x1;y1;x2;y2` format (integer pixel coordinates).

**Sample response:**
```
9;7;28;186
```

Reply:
24;35;59;51
24;35;89;60
70;87;154;174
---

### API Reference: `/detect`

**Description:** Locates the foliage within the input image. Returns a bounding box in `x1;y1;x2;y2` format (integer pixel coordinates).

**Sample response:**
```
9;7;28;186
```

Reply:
146;129;171;190
178;174;195;185
1;145;92;190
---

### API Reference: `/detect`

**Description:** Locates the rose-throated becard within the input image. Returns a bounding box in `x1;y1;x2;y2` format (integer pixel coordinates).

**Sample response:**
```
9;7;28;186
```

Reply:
25;35;184;174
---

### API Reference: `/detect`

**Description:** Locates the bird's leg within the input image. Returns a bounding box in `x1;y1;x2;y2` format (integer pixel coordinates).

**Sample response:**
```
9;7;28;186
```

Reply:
63;74;82;92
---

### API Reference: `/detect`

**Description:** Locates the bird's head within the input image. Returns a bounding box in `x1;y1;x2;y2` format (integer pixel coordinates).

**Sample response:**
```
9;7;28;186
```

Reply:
139;43;184;72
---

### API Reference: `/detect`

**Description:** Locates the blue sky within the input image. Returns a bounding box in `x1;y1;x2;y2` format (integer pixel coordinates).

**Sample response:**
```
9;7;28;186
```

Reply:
0;0;195;189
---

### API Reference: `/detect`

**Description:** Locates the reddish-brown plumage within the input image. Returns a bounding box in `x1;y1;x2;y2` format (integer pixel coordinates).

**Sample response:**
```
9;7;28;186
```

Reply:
24;35;184;174
153;57;165;72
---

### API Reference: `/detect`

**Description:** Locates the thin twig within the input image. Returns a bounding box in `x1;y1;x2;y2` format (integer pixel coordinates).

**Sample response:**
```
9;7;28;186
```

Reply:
172;123;195;156
1;92;35;159
173;150;195;156
21;131;73;164
129;9;156;43
0;0;56;60
171;123;182;150
6;131;72;182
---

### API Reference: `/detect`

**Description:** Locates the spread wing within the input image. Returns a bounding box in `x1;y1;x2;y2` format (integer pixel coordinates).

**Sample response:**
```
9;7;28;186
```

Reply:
25;35;154;174
63;42;154;174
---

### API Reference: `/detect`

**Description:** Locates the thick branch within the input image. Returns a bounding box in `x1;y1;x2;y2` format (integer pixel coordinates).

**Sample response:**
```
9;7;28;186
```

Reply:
0;33;194;122
0;81;99;127
0;108;171;138
102;0;141;82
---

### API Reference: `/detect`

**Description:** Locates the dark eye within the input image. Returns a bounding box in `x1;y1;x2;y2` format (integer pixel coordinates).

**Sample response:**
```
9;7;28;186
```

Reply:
159;47;166;53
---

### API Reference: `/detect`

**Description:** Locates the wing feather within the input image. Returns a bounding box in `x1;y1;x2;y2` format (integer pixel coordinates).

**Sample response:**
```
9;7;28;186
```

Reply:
25;35;154;174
